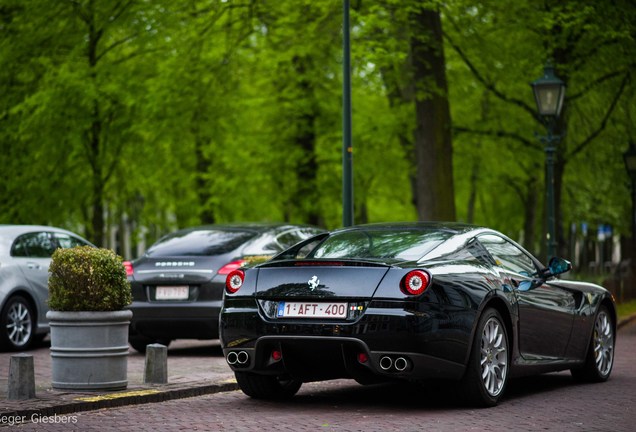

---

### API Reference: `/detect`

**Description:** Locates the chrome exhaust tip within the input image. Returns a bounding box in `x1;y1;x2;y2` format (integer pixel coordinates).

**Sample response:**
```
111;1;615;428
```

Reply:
227;351;238;365
394;357;408;372
237;351;249;365
379;356;393;371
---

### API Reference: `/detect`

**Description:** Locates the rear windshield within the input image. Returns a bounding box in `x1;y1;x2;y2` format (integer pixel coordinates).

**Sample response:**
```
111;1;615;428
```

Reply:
309;229;453;261
146;229;257;257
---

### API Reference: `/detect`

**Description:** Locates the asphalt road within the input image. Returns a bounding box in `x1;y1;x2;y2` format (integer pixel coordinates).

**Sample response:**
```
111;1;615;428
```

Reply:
5;324;635;431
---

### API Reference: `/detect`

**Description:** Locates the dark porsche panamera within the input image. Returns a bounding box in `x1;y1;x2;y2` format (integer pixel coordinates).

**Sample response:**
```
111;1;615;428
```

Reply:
126;223;323;352
220;223;616;406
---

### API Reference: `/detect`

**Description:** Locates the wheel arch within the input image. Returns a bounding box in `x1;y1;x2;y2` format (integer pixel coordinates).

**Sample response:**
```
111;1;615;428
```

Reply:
599;296;617;332
1;289;40;326
482;297;514;348
0;288;40;319
463;295;515;367
0;289;42;349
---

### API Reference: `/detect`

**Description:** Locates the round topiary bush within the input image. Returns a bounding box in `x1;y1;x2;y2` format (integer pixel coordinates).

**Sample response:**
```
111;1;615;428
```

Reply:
48;246;132;312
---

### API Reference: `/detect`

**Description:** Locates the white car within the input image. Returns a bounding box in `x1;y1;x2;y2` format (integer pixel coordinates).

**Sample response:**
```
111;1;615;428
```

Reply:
0;225;93;350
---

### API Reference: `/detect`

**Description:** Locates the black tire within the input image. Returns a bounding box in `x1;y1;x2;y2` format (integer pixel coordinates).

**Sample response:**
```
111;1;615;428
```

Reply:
460;308;509;407
129;335;171;353
571;305;615;382
0;295;36;351
235;371;302;400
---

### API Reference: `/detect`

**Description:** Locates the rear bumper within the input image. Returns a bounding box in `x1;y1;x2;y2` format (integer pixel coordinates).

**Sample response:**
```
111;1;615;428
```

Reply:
128;300;222;340
220;299;475;381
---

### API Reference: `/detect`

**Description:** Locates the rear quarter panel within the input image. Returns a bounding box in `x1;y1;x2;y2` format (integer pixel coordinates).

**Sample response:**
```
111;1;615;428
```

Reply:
547;279;616;360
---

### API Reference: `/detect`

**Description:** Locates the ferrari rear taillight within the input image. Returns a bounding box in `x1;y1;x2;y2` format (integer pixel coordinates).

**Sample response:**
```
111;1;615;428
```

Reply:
401;270;431;296
218;260;247;275
225;269;245;294
123;261;134;277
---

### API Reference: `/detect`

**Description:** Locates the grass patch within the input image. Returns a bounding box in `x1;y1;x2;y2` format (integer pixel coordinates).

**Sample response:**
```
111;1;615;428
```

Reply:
617;299;636;320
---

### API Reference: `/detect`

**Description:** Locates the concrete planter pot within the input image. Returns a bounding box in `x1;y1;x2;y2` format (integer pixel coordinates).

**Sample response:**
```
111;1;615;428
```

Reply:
47;310;132;391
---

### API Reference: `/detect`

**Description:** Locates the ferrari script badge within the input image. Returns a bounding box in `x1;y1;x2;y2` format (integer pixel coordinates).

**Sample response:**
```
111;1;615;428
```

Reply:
308;275;320;291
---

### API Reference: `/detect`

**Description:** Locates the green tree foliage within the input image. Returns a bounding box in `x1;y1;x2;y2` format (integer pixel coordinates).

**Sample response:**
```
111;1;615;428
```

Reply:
1;0;634;261
444;0;636;257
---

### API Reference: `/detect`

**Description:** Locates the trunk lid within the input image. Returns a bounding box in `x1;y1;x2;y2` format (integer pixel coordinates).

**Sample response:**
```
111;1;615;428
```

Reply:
131;256;224;284
255;260;392;300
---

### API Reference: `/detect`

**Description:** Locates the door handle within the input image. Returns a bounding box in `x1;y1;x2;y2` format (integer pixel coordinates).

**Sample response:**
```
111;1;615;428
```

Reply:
27;262;42;270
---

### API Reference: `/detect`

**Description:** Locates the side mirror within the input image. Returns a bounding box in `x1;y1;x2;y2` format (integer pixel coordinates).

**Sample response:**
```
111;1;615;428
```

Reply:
548;257;572;276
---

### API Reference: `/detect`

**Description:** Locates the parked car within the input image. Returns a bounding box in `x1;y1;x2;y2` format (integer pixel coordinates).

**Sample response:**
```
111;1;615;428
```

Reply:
126;223;324;352
220;222;616;407
0;225;94;351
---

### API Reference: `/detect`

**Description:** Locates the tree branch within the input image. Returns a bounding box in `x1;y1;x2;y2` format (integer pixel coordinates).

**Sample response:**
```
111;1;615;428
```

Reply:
453;126;542;151
108;0;134;25
567;72;631;159
442;28;539;121
568;67;634;101
96;32;140;63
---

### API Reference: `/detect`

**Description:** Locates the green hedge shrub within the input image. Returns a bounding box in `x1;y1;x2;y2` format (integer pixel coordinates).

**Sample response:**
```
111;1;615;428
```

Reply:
48;246;132;311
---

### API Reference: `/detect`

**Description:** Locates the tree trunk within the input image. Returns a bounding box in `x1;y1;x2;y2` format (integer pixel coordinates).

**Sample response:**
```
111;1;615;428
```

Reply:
523;173;539;254
291;55;320;226
467;160;478;223
195;132;215;224
87;4;104;246
410;7;456;221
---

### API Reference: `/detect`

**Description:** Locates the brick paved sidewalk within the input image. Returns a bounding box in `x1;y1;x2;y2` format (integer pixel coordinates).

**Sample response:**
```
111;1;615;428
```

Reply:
2;315;635;421
0;339;237;419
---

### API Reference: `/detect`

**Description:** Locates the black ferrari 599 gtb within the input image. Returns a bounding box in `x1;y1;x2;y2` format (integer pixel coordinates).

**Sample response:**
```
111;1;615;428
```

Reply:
220;223;616;406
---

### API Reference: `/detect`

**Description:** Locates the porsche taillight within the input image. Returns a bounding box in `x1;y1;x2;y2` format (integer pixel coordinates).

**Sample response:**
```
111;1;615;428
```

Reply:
225;269;245;294
400;270;431;296
123;261;134;277
218;259;247;275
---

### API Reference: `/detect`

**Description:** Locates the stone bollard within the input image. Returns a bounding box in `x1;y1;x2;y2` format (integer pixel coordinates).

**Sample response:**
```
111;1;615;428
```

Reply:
7;353;36;400
144;344;168;384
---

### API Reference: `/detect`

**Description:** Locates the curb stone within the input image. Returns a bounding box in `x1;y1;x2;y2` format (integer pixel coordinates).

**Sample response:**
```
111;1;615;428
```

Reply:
0;381;239;419
617;312;636;329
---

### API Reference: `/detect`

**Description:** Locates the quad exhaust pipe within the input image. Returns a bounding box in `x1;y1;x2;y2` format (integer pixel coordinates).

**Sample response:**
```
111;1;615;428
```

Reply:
394;357;408;372
226;350;250;366
379;356;393;371
379;355;410;372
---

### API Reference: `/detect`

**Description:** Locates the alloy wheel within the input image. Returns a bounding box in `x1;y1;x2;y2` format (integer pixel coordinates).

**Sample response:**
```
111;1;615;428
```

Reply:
480;316;508;397
593;310;614;377
6;300;32;347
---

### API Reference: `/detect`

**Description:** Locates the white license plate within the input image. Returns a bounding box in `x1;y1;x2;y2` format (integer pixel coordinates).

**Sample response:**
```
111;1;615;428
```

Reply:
155;286;189;300
277;302;348;318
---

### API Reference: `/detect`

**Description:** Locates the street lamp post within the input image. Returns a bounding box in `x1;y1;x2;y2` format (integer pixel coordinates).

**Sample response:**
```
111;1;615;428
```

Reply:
531;63;566;260
342;0;353;227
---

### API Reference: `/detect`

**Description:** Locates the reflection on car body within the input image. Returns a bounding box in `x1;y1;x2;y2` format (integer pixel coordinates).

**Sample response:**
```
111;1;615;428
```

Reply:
220;222;616;406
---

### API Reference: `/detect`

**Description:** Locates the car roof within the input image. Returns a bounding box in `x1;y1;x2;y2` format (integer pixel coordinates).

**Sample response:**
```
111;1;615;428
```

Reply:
170;223;322;235
330;222;483;236
0;225;88;256
0;224;82;239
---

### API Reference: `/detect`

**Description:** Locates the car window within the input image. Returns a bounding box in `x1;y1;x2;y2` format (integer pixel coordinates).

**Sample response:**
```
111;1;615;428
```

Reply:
276;228;322;247
242;232;279;255
242;228;324;255
54;233;91;249
11;232;57;258
478;234;539;275
146;229;257;257
442;237;497;265
309;229;452;261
